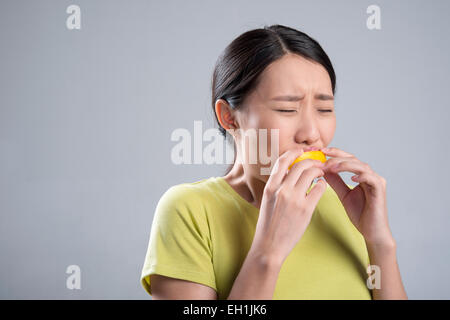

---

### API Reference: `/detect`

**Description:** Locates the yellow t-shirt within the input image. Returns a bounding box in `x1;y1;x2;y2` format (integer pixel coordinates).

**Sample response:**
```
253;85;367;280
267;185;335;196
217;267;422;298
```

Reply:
140;176;372;300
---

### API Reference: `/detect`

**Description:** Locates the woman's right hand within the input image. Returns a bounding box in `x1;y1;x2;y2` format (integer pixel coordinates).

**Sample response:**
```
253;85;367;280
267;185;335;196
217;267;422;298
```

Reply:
250;147;327;266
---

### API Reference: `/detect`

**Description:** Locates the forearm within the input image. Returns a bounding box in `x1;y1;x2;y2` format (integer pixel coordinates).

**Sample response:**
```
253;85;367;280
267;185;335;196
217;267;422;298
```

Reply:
366;241;408;300
227;249;283;300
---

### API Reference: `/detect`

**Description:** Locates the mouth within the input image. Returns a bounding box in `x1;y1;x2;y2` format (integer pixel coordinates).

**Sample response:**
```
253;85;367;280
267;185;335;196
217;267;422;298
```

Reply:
303;147;320;152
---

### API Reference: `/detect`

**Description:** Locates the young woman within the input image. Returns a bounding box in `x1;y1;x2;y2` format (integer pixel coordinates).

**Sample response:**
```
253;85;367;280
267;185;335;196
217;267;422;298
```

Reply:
140;24;407;300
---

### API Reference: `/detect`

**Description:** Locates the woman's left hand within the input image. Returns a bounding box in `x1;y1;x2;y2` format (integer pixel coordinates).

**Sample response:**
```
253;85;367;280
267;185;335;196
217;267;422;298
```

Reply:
320;147;396;247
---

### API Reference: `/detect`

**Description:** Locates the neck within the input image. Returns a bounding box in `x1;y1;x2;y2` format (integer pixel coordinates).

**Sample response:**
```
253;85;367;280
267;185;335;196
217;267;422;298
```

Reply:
222;154;266;210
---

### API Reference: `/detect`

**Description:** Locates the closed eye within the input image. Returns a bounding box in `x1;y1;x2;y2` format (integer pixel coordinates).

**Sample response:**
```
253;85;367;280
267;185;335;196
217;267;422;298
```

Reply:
275;109;333;113
276;109;296;113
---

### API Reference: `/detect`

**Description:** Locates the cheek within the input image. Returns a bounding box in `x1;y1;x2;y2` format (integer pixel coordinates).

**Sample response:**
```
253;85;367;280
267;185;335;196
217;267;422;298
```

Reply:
245;109;269;129
257;120;292;153
245;111;281;147
274;129;293;154
320;117;336;142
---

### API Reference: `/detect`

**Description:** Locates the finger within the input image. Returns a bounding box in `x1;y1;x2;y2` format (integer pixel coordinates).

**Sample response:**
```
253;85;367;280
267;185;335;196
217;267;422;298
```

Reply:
304;179;327;212
322;157;346;170
352;173;385;197
326;160;370;175
266;147;305;189
323;171;350;201
321;146;355;158
284;158;324;187
293;165;325;196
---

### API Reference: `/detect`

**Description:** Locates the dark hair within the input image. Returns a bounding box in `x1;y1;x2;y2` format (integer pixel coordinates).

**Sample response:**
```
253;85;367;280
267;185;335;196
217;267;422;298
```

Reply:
211;24;336;175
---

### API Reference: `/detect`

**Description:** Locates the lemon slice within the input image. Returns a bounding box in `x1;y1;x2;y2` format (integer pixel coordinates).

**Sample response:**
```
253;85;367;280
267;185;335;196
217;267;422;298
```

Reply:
288;150;327;170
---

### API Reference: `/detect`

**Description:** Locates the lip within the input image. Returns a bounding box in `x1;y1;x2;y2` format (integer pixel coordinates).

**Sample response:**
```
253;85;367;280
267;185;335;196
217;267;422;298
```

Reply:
303;147;320;152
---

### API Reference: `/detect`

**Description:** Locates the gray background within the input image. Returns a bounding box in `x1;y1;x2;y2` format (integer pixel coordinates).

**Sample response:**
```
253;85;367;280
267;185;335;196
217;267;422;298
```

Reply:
1;0;449;299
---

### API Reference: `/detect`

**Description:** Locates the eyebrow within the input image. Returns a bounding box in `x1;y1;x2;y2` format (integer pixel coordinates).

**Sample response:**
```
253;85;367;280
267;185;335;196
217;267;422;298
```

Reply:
270;93;334;101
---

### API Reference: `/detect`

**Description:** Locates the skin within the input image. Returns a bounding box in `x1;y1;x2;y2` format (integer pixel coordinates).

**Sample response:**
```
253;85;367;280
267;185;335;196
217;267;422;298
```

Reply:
216;53;336;209
215;52;408;299
150;53;408;300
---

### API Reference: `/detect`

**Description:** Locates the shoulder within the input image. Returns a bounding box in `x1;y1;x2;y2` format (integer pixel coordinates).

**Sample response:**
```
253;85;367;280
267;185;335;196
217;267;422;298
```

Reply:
154;177;219;222
158;177;217;207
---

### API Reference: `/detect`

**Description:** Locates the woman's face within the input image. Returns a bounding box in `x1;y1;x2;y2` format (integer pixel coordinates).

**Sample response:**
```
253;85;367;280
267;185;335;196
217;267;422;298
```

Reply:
230;53;336;182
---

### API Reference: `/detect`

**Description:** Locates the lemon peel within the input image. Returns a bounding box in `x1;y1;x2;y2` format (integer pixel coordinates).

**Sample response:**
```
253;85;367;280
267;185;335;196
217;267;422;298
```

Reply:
288;150;327;170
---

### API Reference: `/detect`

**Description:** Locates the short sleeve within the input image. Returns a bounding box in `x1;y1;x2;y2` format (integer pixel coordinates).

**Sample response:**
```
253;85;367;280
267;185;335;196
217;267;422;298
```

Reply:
140;185;217;296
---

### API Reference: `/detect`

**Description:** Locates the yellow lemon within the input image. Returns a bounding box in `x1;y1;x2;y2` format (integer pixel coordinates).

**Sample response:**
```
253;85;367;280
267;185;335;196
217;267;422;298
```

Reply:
288;150;327;170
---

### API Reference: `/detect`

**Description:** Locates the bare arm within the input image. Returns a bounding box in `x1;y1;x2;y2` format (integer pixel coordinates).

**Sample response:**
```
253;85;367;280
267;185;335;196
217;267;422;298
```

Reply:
366;242;408;300
226;249;283;300
150;149;324;300
150;249;282;300
150;274;218;300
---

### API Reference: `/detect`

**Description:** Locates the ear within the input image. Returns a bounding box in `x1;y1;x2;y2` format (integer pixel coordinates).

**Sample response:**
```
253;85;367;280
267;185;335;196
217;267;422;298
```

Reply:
215;99;237;131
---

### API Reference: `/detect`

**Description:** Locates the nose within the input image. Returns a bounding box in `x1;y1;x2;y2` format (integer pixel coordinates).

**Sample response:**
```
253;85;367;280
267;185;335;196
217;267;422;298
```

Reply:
294;107;320;145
